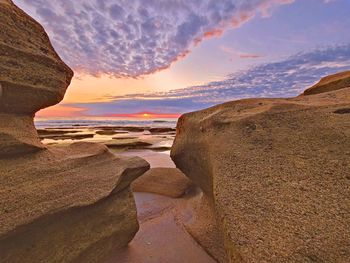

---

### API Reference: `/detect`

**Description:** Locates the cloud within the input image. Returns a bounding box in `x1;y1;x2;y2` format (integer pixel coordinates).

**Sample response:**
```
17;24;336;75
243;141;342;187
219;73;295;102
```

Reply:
221;46;263;59
62;44;350;115
14;0;293;78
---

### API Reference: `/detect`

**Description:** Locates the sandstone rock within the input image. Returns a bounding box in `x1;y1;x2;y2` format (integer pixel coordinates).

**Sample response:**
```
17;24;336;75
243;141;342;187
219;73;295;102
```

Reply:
0;142;150;263
0;0;73;156
0;2;151;262
184;194;228;262
303;70;350;95
132;168;193;198
0;113;46;157
0;1;73;114
171;79;350;262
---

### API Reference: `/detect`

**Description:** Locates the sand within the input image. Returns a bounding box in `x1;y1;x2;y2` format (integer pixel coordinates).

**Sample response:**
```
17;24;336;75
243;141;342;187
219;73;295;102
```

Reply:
105;193;216;263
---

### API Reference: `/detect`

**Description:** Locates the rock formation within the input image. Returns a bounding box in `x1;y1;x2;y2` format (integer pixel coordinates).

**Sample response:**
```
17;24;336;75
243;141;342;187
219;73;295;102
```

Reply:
132;168;193;198
171;73;350;262
0;1;149;262
303;70;350;95
0;0;73;156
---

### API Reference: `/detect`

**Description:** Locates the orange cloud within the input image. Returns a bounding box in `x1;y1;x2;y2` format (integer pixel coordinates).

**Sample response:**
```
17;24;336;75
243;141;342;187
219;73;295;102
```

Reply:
105;112;181;119
36;105;87;118
239;53;262;59
221;46;263;59
203;29;223;38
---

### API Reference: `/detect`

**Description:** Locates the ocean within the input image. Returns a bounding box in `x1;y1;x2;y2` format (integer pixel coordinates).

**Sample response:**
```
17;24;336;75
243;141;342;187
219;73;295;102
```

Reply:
34;117;178;129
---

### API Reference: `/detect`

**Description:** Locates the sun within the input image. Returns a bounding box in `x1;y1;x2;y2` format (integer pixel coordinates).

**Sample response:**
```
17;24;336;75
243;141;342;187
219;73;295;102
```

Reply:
142;113;150;118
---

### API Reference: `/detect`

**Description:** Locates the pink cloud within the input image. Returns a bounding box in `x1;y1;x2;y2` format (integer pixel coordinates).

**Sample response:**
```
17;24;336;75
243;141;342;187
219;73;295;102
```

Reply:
15;0;294;78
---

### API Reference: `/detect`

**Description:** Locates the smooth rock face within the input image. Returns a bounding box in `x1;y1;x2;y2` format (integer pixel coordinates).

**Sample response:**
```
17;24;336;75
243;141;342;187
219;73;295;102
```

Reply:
132;168;193;198
171;79;350;262
0;142;150;263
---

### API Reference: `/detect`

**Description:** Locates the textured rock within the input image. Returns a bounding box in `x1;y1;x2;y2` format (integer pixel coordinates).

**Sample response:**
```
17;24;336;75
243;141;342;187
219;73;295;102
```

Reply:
184;194;228;262
132;168;193;198
303;70;350;95
0;2;151;262
0;0;73;114
0;0;73;156
0;142;150;263
0;113;46;157
171;78;350;262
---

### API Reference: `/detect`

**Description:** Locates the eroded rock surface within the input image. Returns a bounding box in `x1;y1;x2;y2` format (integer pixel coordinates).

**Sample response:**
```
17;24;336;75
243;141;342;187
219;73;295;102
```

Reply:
0;143;149;263
0;0;73;156
132;168;193;198
0;0;73;114
171;75;350;262
303;70;350;95
0;2;150;262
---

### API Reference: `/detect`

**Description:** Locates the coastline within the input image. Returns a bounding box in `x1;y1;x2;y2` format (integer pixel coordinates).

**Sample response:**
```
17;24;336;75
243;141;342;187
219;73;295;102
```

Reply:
34;118;216;262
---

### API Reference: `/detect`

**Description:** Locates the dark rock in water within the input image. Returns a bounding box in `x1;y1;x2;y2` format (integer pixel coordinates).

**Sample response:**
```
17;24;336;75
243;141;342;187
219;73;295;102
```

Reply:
44;133;95;141
37;129;94;141
112;136;138;140
149;127;176;134
37;129;80;136
171;73;350;262
96;126;149;132
153;120;168;123
96;130;120;135
105;140;153;149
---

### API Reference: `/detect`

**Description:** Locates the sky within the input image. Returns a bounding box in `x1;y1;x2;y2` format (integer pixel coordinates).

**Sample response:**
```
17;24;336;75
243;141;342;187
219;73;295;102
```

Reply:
14;0;350;118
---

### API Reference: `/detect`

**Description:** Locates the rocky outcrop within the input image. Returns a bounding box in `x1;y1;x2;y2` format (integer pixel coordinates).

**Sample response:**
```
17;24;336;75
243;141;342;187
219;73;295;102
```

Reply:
0;0;73;156
303;70;350;95
0;143;149;263
0;1;150;262
132;168;193;198
171;74;350;262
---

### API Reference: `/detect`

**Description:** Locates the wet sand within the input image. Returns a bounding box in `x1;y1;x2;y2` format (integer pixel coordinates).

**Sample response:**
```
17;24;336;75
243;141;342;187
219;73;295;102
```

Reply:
105;193;216;263
106;152;215;262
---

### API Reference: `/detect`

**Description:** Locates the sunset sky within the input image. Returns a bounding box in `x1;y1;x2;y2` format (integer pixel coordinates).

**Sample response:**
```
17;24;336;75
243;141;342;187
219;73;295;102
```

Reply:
14;0;350;118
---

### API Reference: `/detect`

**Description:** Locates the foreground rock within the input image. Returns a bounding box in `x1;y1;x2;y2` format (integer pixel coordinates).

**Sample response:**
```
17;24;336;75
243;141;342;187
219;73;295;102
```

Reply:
171;75;350;262
132;168;193;198
0;1;150;262
0;0;73;157
0;142;149;263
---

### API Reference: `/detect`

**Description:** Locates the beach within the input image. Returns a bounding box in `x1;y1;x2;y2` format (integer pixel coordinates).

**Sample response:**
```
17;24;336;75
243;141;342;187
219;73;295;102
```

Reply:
35;117;216;262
